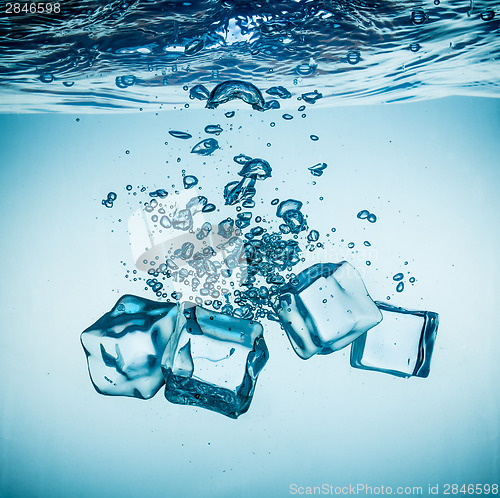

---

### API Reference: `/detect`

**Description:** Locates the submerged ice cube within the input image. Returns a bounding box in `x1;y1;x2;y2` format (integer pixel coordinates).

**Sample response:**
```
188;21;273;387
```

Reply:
274;262;382;360
350;302;439;378
80;295;178;399
161;302;268;419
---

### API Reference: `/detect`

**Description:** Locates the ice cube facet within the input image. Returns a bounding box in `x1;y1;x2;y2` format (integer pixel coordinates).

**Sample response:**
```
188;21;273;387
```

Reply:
350;302;439;378
273;262;382;359
161;302;268;419
81;295;178;399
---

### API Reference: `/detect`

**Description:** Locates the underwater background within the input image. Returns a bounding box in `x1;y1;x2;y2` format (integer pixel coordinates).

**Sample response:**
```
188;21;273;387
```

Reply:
0;0;499;497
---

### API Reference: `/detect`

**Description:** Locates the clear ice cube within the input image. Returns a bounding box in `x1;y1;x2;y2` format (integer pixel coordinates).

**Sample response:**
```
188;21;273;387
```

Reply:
350;302;439;378
161;302;268;419
81;295;178;399
273;262;382;359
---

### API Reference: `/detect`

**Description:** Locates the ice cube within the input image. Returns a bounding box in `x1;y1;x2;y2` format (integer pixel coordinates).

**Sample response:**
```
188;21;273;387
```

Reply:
161;302;268;419
273;262;382;360
350;302;439;378
81;295;178;399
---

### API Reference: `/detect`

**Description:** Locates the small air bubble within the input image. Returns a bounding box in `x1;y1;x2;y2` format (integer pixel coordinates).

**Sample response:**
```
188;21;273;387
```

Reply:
411;10;427;24
480;10;495;21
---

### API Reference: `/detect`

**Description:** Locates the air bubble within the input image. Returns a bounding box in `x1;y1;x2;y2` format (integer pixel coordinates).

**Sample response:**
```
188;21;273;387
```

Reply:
266;86;291;99
411;10;427;24
202;203;216;213
169;130;192;139
301;90;323;104
190;84;210;100
39;73;54;83
295;63;317;76
206;81;265;111
204;124;223;135
183;175;199;189
480;10;495;21
191;138;219;156
347;52;361;65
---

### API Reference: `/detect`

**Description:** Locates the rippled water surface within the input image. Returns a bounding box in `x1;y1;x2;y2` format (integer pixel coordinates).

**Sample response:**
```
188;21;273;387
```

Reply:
1;0;499;110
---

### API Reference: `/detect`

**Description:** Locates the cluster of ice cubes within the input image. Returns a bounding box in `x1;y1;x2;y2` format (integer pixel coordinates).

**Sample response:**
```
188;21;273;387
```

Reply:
81;260;438;418
84;80;439;417
81;295;268;418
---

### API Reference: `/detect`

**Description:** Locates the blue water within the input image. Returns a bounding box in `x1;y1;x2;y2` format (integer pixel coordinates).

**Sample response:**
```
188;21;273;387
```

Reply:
0;1;499;497
0;0;499;111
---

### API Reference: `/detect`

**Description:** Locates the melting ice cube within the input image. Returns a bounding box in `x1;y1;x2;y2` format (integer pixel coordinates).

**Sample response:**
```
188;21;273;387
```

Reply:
273;262;382;359
80;295;178;399
161;302;269;419
350;302;439;378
